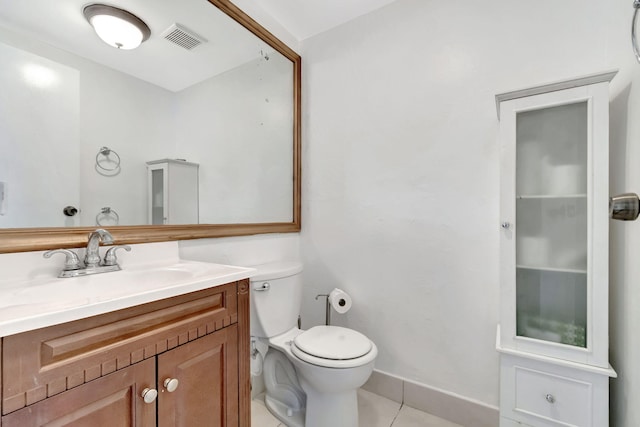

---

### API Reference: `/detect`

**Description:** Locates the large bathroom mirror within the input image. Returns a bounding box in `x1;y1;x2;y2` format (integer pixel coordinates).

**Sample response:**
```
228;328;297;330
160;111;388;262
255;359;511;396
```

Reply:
0;0;301;252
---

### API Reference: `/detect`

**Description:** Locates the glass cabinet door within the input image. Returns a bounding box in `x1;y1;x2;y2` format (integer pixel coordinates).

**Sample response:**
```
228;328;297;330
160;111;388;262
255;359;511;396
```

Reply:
514;102;588;348
150;166;167;225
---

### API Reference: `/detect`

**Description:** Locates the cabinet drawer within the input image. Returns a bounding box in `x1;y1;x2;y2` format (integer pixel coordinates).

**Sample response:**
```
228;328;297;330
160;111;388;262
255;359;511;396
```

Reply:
2;282;238;415
514;367;590;426
500;354;611;427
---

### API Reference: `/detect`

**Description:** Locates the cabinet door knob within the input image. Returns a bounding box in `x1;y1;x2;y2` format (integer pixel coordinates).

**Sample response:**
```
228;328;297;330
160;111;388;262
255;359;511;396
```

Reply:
545;393;556;404
164;378;179;393
501;221;511;230
141;388;158;404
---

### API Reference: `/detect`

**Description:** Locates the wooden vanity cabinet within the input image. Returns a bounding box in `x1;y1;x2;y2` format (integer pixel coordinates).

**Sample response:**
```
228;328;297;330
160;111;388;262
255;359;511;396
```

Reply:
158;326;238;427
0;279;250;427
2;358;156;427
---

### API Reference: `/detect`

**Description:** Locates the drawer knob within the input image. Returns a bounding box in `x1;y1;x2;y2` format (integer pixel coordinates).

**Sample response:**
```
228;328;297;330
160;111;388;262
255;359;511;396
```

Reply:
164;378;180;393
141;388;158;404
545;393;556;404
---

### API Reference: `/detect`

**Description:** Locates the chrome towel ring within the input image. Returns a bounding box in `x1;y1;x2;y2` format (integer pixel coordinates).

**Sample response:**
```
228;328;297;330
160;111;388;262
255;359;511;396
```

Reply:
96;206;119;226
95;146;121;172
633;0;640;62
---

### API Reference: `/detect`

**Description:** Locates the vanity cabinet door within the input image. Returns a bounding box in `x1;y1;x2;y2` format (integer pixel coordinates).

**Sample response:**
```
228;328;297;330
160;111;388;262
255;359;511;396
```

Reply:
158;325;238;427
1;358;156;427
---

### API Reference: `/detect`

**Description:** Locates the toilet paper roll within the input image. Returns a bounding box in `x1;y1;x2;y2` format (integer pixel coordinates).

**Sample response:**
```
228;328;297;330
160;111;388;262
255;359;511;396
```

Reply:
517;236;549;267
549;164;585;195
328;288;352;314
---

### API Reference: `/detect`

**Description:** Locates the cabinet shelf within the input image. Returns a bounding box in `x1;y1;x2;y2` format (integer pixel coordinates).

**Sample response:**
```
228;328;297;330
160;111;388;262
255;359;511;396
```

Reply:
516;265;587;274
517;194;587;200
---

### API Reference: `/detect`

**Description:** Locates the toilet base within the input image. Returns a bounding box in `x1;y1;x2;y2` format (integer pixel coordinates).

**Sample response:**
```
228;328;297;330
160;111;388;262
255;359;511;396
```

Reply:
261;329;376;427
301;383;359;427
265;394;305;427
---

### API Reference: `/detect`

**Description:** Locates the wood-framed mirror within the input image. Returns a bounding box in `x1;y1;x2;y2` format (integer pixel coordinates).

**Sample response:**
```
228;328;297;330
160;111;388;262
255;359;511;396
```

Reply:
0;0;301;253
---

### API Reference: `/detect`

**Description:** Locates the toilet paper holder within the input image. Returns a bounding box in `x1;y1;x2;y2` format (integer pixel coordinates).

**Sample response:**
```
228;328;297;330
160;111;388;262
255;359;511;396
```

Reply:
315;290;351;326
315;294;333;326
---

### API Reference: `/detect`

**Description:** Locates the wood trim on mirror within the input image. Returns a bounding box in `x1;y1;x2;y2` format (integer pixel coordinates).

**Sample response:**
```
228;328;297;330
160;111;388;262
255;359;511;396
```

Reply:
0;0;301;254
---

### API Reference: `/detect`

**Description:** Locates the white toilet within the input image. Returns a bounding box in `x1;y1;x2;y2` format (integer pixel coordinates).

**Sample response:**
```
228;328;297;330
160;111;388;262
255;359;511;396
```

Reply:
250;262;377;427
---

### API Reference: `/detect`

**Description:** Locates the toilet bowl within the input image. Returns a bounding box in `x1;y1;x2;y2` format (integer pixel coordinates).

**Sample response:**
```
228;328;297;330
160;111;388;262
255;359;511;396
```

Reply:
250;262;377;427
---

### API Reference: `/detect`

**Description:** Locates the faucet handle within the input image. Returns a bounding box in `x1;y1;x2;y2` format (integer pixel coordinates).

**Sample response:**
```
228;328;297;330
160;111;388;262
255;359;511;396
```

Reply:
103;245;131;266
43;249;82;271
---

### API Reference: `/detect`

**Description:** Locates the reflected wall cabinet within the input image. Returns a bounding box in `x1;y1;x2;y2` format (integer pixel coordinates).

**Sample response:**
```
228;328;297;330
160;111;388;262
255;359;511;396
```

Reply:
495;71;617;427
146;159;199;225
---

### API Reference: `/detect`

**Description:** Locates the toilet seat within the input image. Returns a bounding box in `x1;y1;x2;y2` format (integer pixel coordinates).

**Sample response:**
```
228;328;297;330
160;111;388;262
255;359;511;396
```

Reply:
294;326;372;359
291;326;377;369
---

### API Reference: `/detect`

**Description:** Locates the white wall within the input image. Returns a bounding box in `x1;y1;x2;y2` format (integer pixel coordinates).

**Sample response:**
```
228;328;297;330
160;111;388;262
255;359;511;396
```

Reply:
299;0;610;406
179;233;299;267
78;61;176;227
0;41;80;227
606;2;640;426
175;53;294;224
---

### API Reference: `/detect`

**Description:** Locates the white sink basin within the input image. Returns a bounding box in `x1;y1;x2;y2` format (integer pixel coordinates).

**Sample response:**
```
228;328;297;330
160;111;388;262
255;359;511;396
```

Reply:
0;260;255;337
1;263;198;307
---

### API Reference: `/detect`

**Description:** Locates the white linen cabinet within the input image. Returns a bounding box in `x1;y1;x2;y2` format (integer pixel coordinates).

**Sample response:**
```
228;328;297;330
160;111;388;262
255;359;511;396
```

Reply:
146;159;199;225
495;71;617;427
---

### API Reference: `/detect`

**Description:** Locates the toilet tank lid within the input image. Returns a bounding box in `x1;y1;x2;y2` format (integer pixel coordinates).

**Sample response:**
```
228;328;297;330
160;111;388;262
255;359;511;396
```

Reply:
250;261;303;281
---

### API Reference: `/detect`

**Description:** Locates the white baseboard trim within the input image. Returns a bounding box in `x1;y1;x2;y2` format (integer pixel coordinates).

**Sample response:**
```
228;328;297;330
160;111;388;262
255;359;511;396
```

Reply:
362;370;499;427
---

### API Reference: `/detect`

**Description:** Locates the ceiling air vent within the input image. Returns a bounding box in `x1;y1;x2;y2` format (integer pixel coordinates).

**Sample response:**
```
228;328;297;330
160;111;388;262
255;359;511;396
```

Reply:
162;24;207;50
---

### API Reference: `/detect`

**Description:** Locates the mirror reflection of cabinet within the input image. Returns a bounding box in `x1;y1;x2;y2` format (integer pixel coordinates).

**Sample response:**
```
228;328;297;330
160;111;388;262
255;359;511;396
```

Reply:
496;71;617;427
147;159;199;225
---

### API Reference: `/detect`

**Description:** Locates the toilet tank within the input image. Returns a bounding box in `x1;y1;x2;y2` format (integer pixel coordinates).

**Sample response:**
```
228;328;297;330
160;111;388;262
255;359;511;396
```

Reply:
250;261;303;338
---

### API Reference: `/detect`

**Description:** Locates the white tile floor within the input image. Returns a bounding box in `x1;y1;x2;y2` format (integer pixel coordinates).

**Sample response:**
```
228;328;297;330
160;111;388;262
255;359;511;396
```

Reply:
251;389;463;427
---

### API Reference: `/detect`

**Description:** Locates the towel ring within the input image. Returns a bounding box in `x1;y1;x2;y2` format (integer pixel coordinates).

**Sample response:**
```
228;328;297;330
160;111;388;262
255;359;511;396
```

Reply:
632;0;640;62
96;146;121;172
96;207;119;226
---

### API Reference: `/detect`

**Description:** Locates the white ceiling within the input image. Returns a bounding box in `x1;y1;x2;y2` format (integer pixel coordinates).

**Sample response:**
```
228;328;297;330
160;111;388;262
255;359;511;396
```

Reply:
0;0;397;91
0;0;273;92
240;0;399;41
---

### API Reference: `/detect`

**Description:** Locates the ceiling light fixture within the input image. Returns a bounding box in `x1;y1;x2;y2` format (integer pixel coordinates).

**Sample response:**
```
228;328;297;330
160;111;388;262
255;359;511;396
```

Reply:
83;4;151;50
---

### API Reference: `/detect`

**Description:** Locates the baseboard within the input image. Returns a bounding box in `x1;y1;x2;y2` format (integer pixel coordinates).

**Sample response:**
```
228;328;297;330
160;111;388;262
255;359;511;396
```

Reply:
361;369;405;403
362;370;499;427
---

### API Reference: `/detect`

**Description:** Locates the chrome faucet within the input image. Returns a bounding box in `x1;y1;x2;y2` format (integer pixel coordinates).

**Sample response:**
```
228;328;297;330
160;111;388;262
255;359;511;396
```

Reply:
84;228;114;268
44;228;131;278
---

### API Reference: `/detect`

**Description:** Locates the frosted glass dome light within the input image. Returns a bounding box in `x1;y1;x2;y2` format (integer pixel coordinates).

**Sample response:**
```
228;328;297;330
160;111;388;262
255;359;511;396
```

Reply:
83;4;150;50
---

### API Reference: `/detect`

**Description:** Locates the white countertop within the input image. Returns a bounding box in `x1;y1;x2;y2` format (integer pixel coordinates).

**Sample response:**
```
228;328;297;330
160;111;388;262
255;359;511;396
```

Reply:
0;242;255;337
